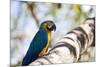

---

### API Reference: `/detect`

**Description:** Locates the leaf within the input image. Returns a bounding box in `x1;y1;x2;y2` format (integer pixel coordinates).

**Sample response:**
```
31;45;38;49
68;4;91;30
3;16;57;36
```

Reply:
73;4;80;13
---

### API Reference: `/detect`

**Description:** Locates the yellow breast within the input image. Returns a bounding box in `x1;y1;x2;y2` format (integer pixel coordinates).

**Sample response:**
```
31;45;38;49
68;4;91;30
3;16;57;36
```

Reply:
45;31;51;52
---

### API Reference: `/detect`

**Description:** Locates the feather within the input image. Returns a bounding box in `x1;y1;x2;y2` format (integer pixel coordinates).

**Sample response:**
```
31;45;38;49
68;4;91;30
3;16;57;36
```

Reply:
22;28;48;65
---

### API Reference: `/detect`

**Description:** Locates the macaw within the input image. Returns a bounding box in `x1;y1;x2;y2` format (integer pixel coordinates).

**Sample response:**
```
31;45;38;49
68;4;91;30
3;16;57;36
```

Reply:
22;20;56;66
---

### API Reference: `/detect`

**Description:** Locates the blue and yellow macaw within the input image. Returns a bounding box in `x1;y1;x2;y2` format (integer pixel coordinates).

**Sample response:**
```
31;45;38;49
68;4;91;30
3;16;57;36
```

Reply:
22;21;56;66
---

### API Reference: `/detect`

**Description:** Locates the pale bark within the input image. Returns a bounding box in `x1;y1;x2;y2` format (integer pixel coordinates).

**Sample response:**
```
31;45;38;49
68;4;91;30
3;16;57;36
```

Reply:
29;18;95;65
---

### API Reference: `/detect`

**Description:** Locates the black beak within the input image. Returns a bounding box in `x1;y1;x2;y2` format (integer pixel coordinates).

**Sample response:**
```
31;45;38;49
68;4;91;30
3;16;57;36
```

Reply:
48;22;56;31
52;24;56;31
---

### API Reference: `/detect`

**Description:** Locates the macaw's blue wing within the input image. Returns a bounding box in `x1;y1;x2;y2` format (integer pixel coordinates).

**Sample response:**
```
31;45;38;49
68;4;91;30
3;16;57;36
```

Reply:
22;28;48;65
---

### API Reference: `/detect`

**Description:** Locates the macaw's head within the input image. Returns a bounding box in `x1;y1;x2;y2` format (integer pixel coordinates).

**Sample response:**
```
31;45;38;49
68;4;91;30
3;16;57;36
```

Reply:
40;20;56;31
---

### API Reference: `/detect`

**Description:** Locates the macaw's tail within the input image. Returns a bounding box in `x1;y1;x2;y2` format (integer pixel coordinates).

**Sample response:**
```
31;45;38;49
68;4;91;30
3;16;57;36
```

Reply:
22;54;38;66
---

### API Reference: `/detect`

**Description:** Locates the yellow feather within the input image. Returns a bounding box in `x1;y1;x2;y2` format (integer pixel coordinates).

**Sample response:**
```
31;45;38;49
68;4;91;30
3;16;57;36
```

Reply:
45;31;51;51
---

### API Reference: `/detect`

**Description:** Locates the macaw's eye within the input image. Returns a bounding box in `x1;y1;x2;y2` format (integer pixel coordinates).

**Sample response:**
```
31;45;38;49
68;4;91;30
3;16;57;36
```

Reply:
48;24;52;29
47;22;53;28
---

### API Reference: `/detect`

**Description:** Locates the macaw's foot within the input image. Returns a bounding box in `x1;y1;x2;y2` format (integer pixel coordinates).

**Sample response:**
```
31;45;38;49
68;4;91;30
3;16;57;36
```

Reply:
39;50;47;57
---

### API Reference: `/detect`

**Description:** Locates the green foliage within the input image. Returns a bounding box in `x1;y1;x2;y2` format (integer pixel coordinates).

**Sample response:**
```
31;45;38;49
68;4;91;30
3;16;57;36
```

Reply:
67;4;88;23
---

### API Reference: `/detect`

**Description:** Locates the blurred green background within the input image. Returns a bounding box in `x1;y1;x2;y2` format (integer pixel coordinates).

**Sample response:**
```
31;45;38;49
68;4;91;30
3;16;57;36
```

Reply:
11;0;95;66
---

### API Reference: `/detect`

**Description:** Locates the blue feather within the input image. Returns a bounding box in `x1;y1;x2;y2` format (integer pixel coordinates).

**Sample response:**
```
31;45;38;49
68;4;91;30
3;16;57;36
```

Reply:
22;28;48;65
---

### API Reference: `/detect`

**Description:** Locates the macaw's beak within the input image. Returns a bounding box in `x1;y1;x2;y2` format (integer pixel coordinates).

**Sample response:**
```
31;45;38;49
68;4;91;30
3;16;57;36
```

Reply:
47;21;56;31
52;24;56;31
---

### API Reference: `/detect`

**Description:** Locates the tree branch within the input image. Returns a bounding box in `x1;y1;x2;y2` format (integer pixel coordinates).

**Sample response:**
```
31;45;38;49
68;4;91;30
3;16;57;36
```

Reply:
26;2;40;27
29;17;95;65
